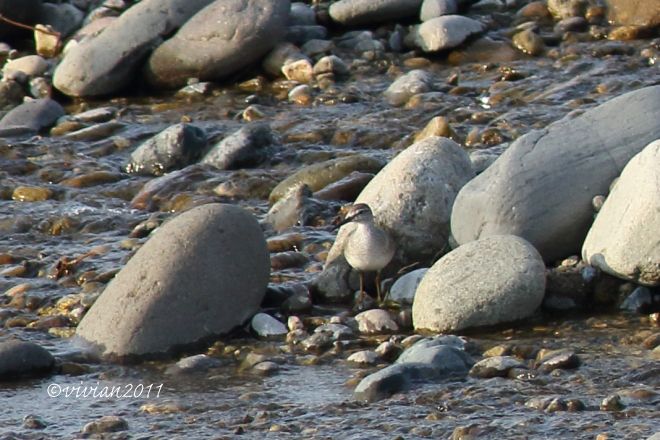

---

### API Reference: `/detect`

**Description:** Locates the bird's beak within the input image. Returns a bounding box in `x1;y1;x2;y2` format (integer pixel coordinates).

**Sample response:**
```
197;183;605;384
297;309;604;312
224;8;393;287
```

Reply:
334;216;353;230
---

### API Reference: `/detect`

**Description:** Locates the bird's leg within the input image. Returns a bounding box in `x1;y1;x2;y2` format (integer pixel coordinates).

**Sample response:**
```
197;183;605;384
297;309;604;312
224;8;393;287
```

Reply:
357;271;365;303
376;270;382;304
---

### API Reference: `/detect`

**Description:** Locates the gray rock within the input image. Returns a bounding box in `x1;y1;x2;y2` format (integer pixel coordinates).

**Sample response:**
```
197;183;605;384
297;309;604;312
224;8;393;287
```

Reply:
389;268;428;305
583;140;660;286
165;354;223;375
270;155;384;204
451;86;660;263
355;309;399;334
251;313;288;338
146;0;290;89
125;123;207;176
329;0;424;26
469;356;526;378
469;144;507;174
414;15;484;52
53;0;214;97
201;122;279;170
396;340;474;375
285;25;329;46
647;432;660;440
413;235;546;333
289;2;317;25
383;69;434;106
74;204;270;360
313;55;349;76
4;55;49;78
322;137;474;295
420;0;457;21
37;2;84;38
72;107;116;123
0;99;65;135
314;323;356;340
352;362;439;402
620;286;653;312
0;340;54;379
261;184;335;232
82;416;128;434
347;350;379;366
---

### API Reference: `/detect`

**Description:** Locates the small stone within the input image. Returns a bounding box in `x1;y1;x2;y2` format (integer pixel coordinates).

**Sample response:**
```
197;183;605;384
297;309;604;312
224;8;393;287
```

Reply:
282;58;314;83
601;394;625;411
165;354;223;375
469;356;526;378
536;350;580;373
251;313;288;339
12;186;52;202
82;415;129;434
23;414;47;429
512;29;545;55
346;350;379;367
287;316;304;331
545;397;568;413
253;361;280;376
355;309;398;334
301;332;332;352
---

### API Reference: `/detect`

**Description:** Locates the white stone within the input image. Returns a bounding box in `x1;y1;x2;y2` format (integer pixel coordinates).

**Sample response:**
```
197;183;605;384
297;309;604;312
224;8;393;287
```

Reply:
355;309;398;334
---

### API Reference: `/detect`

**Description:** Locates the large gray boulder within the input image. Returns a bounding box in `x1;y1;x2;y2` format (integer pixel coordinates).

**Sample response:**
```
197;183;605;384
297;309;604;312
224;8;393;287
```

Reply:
582;140;660;286
451;86;660;263
75;204;270;361
414;15;483;52
317;136;474;302
412;235;546;333
53;0;214;97
145;0;291;89
329;0;424;26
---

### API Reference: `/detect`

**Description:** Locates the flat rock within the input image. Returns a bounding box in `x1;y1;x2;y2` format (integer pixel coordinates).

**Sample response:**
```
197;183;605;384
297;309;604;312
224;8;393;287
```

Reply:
451;86;660;262
583;140;660;286
74;204;270;360
352;362;438;402
469;356;526;378
413;235;546;333
317;136;474;302
201;122;279;170
146;0;290;89
251;313;288;338
0;99;65;135
165;354;223;375
125;123;207;176
0;340;55;379
329;0;424;26
396;339;474;375
414;15;483;52
53;0;214;97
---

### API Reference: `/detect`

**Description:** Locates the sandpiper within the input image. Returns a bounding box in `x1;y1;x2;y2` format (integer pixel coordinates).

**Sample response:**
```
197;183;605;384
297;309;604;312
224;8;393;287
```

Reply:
338;203;395;304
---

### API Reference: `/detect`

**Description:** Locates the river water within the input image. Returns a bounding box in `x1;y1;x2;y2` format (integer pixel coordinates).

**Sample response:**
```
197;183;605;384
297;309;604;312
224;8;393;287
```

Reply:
0;10;660;439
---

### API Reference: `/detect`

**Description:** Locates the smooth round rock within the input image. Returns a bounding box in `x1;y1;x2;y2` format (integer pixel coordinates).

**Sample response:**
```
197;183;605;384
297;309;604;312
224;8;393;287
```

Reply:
329;0;424;26
75;204;270;360
383;69;434;106
54;0;215;97
145;0;290;89
251;313;288;338
201;123;279;170
0;99;64;134
451;85;660;262
413;235;546;333
0;340;55;379
389;268;428;305
583;140;660;286
414;15;484;52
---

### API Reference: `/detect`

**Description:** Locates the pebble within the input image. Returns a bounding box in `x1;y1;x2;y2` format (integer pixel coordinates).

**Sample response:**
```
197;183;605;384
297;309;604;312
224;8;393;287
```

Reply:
82;415;129;434
252;313;288;339
12;186;53;202
469;356;527;378
601;394;625;411
23;414;47;429
355;309;398;334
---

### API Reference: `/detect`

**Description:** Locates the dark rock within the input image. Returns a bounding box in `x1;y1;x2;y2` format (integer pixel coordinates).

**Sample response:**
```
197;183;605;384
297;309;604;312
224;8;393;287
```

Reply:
0;340;54;379
201;123;279;170
125;123;207;176
0;99;65;135
352;362;439;402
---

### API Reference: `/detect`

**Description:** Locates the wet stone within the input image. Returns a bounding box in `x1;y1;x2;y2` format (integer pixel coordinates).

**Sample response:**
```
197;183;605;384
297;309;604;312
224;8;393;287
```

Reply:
512;29;546;55
62;122;125;141
82;415;129;434
165;354;223;375
601;394;625;411
469;356;527;378
59;171;122;188
314;323;356;341
544;397;568;413
23;414;46;429
301;332;332;352
536;350;581;373
253;361;280;376
0;340;55;379
641;333;660;350
252;313;288;339
12;186;52;202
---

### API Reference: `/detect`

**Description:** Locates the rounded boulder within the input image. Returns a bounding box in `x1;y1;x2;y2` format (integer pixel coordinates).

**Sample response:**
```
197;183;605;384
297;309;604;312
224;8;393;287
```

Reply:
75;203;270;360
413;235;546;333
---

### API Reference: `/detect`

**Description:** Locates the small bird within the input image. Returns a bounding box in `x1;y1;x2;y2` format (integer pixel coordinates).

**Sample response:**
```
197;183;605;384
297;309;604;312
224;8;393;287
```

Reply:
338;203;395;304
